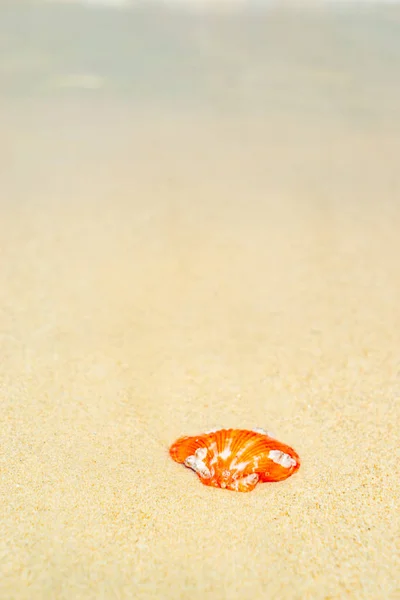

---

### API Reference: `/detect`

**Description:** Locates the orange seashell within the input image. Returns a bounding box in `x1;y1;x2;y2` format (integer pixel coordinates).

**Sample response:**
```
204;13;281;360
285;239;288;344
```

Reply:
169;428;300;492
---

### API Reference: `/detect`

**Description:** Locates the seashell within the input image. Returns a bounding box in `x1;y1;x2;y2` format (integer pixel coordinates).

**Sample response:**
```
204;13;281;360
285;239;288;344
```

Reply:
169;428;300;492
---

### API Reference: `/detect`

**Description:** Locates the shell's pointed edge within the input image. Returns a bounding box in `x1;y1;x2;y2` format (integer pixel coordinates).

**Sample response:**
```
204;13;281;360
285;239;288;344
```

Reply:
252;427;275;438
169;428;300;492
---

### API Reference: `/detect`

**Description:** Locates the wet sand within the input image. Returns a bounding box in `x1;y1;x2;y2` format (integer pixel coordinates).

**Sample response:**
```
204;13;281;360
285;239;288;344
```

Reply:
1;3;400;599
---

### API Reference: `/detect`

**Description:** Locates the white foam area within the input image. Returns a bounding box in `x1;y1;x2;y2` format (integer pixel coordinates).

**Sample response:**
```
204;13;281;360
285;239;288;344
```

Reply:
39;0;400;9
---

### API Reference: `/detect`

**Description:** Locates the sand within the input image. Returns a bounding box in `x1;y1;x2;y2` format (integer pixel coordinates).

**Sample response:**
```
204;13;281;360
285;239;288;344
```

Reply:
1;3;400;599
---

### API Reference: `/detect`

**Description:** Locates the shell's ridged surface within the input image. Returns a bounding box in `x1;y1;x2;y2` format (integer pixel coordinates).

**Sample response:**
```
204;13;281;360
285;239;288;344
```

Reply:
169;428;300;492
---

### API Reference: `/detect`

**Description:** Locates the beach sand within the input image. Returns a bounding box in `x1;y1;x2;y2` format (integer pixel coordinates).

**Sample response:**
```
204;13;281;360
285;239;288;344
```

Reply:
1;3;399;599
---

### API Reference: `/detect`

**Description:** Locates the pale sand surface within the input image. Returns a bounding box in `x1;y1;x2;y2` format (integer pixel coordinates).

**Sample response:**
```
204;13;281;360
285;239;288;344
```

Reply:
1;3;400;599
